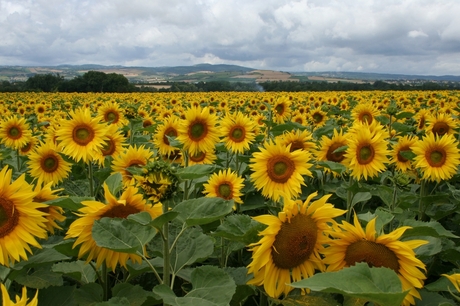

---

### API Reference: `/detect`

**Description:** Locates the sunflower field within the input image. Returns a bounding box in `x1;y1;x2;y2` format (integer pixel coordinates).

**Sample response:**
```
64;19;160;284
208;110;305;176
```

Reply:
0;90;460;306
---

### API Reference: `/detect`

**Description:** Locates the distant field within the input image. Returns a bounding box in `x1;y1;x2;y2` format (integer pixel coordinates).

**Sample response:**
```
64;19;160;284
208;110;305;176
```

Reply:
307;76;368;83
232;70;299;82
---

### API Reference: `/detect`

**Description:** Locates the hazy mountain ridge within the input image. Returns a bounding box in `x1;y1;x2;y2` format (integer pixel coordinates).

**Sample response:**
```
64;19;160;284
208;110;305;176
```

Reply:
1;64;459;83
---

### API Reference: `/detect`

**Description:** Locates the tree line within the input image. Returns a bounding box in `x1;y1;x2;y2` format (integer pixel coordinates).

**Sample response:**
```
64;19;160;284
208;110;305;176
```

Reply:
0;71;459;93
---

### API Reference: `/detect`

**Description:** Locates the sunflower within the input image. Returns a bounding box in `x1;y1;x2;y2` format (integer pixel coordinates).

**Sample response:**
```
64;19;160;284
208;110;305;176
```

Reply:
249;139;313;201
56;107;109;163
411;132;460;182
276;129;315;153
65;183;162;271
425;112;458;137
322;214;428;306
309;108;328;128
177;106;220;156
27;140;72;186
186;149;217;166
220;112;256;154
351;102;379;125
111;145;154;186
97;101;127;128
203;169;244;207
272;97;292;124
391;135;417;172
0;166;48;266
1;283;38;306
247;192;346;298
343;122;390;180
92;124;127;167
316;129;348;174
0;116;33;150
133;161;178;203
153;115;181;157
33;182;66;235
19;136;38;156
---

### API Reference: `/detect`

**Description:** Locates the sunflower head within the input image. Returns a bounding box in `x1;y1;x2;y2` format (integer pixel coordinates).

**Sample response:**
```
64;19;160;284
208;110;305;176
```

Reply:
134;160;178;203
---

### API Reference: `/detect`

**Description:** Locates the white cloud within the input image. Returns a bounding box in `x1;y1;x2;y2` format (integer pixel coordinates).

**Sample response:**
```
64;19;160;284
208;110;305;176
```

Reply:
408;30;428;38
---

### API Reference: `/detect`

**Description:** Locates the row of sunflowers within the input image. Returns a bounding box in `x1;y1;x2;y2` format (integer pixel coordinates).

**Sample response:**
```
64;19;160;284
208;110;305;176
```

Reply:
0;90;459;305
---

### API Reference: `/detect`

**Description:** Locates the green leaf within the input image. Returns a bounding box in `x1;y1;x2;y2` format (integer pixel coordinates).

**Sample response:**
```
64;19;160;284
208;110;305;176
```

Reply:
173;197;234;226
176;164;215;180
391;122;414;133
425;274;460;293
395;111;414;120
37;285;78;306
95;297;131;305
149;211;180;230
358;208;394;233
213;214;267;244
11;248;70;270
271;294;339;306
398;150;416;160
409;236;442;257
52;261;97;284
104;172;123;196
74;283;103;305
317;160;347;174
111;283;158;306
416;290;457;306
14;265;63;289
153;266;236;306
171;227;214;273
44;196;91;211
402;220;459;238
92;217;157;253
290;263;408;306
351;192;372;207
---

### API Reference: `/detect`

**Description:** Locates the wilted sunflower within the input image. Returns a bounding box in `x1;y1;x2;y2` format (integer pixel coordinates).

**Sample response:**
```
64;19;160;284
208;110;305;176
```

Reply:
391;135;417;173
247;192;346;298
1;283;38;306
177;106;220;156
203;169;244;207
425;112;458;137
220;112;256;154
57;107;109;163
0;166;48;266
133;160;178;203
411;132;460;182
322;214;428;306
33;182;66;235
249;140;312;201
343;122;390;180
65;183;162;271
111;145;154;186
27;140;72;186
153;115;181;157
0;116;33;150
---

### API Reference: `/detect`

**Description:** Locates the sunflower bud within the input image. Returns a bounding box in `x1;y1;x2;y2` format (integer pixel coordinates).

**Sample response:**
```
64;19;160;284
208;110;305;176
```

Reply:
134;160;178;203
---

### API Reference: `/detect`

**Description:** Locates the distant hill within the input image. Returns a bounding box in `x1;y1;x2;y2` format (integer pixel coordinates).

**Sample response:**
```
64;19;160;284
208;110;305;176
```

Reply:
0;64;459;83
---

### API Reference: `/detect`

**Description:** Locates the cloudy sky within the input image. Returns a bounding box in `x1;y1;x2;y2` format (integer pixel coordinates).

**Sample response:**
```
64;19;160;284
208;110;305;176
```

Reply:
1;0;459;75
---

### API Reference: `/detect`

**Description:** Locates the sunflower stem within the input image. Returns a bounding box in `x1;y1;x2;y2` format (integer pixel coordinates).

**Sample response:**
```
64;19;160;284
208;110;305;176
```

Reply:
139;253;163;284
101;262;109;301
418;179;427;221
16;149;20;171
88;162;94;197
345;176;354;223
162;200;171;289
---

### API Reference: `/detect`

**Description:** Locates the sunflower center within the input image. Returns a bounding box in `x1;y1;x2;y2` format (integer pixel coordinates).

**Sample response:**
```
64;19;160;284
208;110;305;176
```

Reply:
267;155;295;184
100;205;141;219
275;104;285;115
73;125;95;145
163;127;178;145
345;240;400;272
0;197;19;237
229;126;245;142
289;141;304;152
101;139;115;156
427;149;446;167
42;154;59;173
190;151;206;162
7;126;22;139
326;142;345;162
189;120;208;141
217;183;232;199
106;111;119;123
313;112;323;123
432;122;449;136
359;112;373;124
357;144;375;165
272;214;318;269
